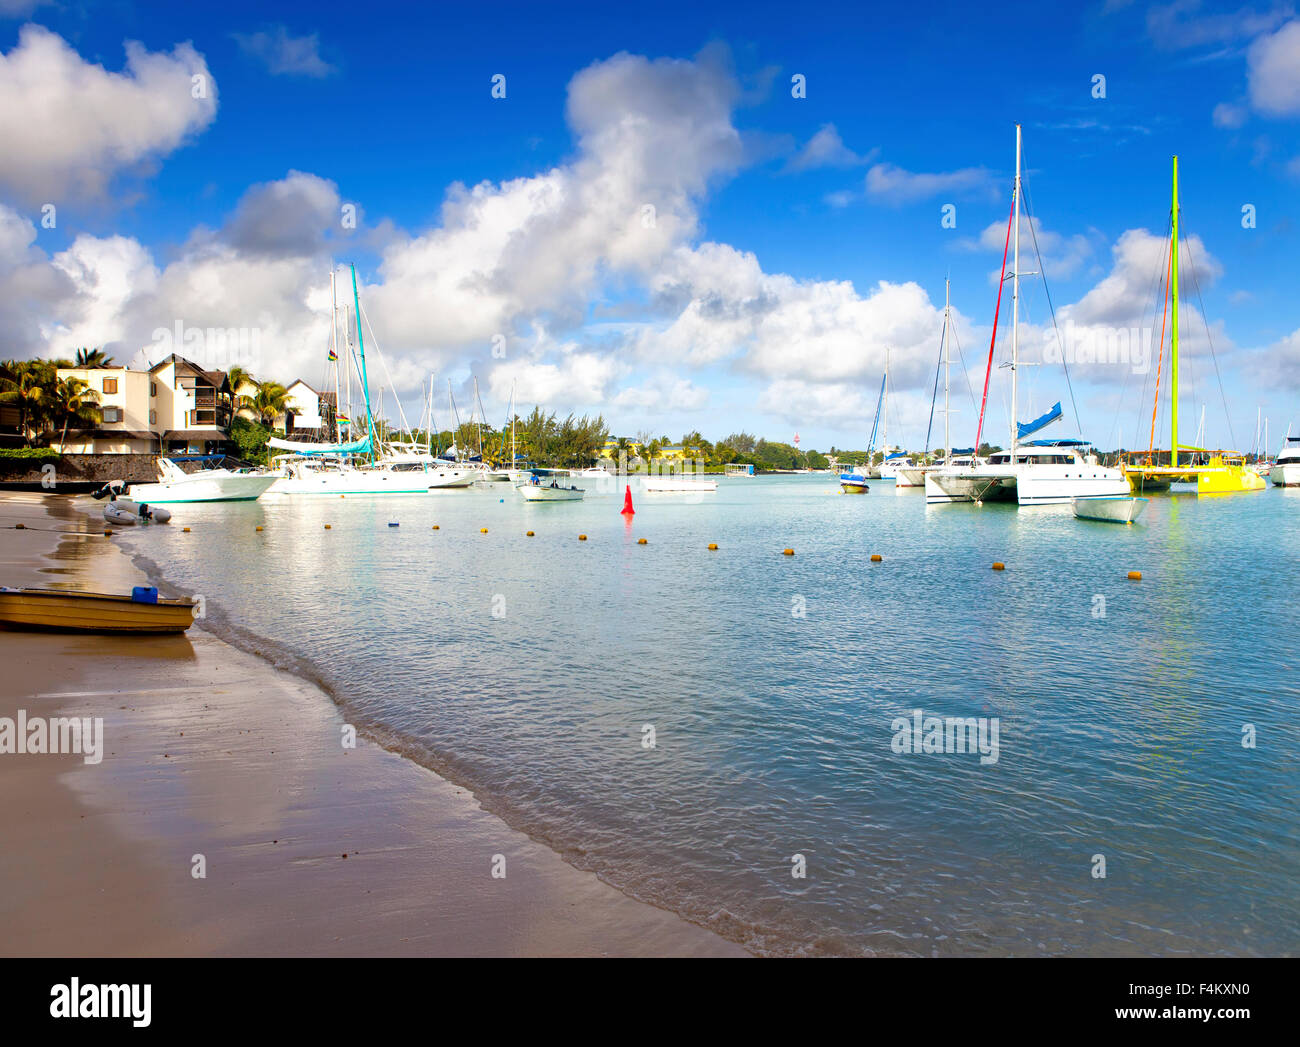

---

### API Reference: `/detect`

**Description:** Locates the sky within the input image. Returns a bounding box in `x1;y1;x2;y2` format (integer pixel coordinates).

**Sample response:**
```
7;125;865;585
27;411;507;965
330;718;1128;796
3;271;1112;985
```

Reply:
1;0;1298;453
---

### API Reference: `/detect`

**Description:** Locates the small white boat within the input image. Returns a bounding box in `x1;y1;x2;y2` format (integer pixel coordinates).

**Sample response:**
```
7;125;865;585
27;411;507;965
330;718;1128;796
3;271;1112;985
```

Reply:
1072;495;1148;524
93;483;172;524
839;472;870;494
643;475;718;493
129;458;277;503
517;478;584;501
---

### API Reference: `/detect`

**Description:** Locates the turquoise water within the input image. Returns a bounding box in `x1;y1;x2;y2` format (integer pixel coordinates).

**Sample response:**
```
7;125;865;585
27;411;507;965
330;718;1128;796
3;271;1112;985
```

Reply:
114;477;1300;956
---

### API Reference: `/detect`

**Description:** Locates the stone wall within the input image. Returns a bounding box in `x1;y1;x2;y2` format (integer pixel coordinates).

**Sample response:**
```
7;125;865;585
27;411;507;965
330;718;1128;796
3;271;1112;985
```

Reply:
0;454;200;490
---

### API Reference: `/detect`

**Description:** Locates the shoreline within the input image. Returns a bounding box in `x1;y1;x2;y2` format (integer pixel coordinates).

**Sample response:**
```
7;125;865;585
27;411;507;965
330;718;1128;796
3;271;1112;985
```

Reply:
0;492;747;957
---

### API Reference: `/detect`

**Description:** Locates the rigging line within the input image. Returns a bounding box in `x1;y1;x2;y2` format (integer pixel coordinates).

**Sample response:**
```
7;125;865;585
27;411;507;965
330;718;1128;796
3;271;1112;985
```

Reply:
1129;210;1171;450
1020;163;1082;436
1183;232;1237;451
950;315;978;415
974;191;1015;454
925;314;943;454
356;298;415;438
1148;217;1174;458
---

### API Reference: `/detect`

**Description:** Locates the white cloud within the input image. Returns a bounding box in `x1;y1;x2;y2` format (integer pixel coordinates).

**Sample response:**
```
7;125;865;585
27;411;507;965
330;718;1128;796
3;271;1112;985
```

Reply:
975;214;1096;281
1247;19;1300;115
785;124;875;172
233;27;335;78
1212;101;1248;127
864;162;993;203
0;25;217;205
1147;1;1294;50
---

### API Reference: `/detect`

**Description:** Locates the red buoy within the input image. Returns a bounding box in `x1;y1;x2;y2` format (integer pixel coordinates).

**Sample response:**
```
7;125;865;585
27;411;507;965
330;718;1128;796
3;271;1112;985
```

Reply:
620;484;635;515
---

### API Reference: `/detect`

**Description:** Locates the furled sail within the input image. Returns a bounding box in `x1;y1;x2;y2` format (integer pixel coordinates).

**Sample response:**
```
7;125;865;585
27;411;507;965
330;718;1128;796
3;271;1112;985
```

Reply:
1016;401;1062;440
267;434;373;456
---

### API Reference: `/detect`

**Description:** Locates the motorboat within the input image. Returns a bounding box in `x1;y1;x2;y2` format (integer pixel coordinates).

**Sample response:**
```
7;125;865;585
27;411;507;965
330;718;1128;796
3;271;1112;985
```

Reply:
92;482;172;524
0;586;197;633
517;475;584;501
1072;496;1149;524
1270;436;1300;486
127;457;277;503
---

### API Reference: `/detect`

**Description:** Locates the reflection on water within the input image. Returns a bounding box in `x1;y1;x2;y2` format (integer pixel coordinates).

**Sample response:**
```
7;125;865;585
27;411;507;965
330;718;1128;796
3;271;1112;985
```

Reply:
113;478;1299;956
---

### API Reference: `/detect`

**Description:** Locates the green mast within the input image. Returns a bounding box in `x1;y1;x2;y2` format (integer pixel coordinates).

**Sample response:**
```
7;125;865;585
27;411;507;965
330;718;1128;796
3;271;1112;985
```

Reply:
350;263;376;461
1170;156;1179;470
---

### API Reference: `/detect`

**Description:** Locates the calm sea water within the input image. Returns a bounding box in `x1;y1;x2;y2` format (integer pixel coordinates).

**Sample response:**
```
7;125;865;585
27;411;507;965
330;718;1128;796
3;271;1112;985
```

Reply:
112;475;1300;956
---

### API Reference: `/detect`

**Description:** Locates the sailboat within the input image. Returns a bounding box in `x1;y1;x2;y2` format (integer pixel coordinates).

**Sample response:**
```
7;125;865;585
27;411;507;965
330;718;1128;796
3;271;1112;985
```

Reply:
840;373;885;491
926;125;1129;506
268;265;477;494
1121;158;1264;495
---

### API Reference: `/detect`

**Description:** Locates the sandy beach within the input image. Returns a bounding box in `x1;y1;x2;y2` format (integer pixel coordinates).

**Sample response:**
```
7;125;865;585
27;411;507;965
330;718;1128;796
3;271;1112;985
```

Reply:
0;492;746;957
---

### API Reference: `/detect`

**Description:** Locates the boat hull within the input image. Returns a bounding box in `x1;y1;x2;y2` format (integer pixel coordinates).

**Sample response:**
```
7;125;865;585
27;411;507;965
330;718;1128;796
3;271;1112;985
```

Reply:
1271;462;1300;486
269;466;476;494
0;588;196;633
128;473;278;503
1072;496;1149;524
894;466;929;488
517;485;584;501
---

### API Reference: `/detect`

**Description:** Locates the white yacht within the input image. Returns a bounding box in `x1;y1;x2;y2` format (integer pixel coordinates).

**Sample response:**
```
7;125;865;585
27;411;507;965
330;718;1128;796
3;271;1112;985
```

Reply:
925;125;1129;508
127;457;278;503
269;456;476;494
878;452;913;482
1271;436;1300;486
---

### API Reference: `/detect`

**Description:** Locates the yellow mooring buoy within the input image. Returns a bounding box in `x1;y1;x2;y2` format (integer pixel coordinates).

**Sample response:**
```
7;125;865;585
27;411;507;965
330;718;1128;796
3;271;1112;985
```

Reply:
526;531;535;536
324;524;331;530
708;543;718;550
637;538;647;544
870;554;882;562
992;562;1005;571
480;528;488;534
1128;570;1142;581
256;526;263;532
783;548;795;556
182;527;191;533
578;534;588;541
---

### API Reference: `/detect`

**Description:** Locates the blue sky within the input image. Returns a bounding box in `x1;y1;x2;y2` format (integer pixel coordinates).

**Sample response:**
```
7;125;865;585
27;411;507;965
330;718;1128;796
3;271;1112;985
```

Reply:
2;0;1298;452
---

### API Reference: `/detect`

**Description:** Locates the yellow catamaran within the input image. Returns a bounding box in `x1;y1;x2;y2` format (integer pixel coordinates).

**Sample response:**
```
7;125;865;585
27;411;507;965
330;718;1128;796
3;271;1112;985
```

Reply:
1123;157;1263;495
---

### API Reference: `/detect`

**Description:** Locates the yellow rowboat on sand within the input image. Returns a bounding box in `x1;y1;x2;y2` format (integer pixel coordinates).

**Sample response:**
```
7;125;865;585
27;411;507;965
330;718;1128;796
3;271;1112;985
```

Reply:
0;587;197;634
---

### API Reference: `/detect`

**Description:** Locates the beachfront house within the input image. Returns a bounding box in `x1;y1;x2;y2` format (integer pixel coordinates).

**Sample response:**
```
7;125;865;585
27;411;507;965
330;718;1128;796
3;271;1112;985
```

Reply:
54;355;235;455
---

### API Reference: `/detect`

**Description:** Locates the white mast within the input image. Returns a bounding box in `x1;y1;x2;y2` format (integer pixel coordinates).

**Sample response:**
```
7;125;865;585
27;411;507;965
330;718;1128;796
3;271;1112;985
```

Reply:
943;277;951;460
510;380;517;469
330;269;340;440
882;348;889;460
1011;122;1022;460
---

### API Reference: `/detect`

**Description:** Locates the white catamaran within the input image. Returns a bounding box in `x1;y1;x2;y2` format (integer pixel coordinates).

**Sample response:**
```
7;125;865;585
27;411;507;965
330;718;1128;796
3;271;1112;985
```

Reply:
925;125;1128;507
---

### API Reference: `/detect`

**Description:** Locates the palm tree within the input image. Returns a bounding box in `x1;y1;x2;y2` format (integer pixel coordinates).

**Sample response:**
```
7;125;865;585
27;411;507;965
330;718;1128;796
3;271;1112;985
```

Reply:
0;360;55;445
74;347;115;368
52;376;100;451
239;381;290;428
226;365;254;400
615;436;632;463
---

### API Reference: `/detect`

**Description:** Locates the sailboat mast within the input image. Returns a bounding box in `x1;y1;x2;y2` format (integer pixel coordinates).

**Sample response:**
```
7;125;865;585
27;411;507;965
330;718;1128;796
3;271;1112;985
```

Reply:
1171;155;1180;469
1011;123;1022;459
350;264;375;460
510;381;517;468
330;269;340;440
943;277;951;458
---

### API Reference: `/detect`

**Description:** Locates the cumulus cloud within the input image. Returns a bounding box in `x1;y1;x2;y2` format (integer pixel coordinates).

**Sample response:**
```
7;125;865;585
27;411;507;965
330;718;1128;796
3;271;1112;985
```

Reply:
1146;1;1294;50
1247;19;1300;115
0;24;217;205
223;170;343;257
973;214;1097;281
232;26;335;77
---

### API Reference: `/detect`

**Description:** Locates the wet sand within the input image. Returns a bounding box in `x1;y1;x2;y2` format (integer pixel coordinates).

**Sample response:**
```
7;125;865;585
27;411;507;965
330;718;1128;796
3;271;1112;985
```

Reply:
0;492;746;956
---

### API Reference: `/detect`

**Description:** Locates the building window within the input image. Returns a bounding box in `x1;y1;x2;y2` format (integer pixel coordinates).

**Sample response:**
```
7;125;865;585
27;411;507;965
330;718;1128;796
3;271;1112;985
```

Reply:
149;409;157;425
102;378;118;394
102;407;123;423
150;382;157;397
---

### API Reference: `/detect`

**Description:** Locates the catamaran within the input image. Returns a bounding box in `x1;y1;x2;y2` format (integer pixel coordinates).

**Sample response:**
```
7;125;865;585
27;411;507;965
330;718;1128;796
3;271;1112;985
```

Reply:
1121;157;1264;496
926;125;1128;507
